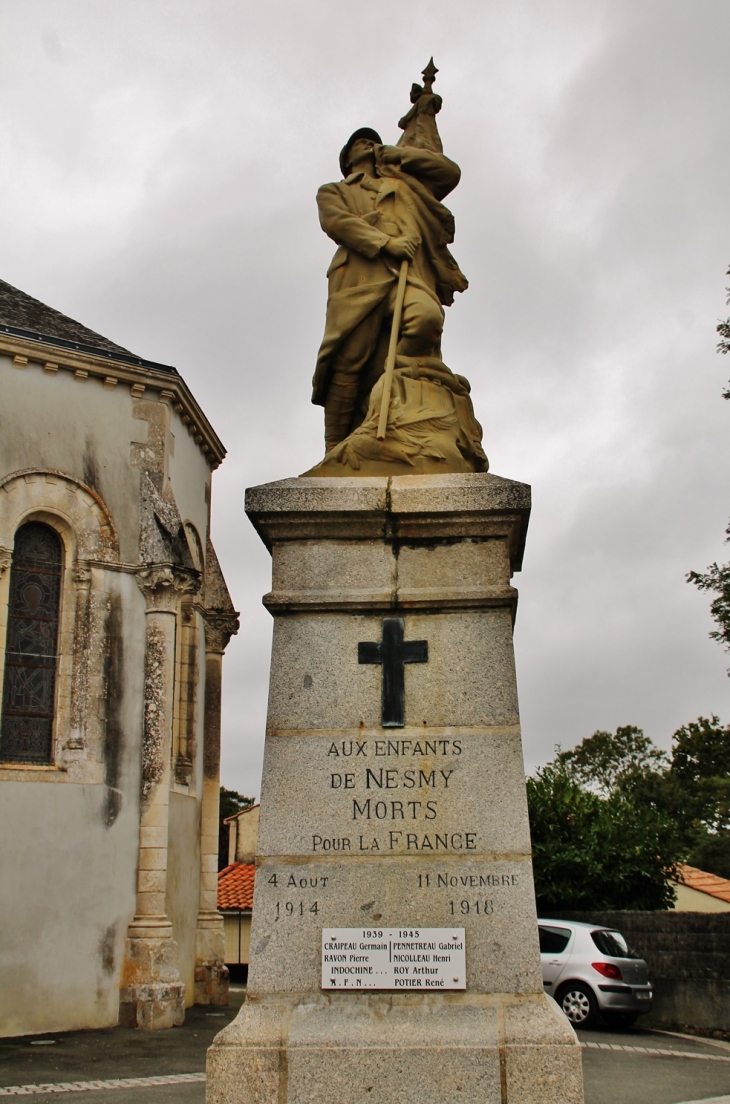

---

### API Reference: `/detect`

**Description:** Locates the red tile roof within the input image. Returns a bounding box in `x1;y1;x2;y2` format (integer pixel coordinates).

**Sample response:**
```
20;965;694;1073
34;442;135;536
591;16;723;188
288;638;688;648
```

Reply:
218;863;255;911
676;863;730;905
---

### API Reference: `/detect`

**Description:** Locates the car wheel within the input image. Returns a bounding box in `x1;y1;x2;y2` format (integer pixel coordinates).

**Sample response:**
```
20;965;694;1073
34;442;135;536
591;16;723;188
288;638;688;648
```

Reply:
602;1011;639;1030
556;982;599;1029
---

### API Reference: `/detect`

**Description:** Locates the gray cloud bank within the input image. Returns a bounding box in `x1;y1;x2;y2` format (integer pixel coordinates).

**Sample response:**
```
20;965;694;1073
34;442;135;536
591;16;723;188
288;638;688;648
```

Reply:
1;0;728;794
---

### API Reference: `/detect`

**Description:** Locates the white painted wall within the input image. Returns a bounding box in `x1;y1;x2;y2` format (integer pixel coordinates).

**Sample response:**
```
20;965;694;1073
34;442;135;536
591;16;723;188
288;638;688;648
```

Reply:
0;353;218;1033
0;567;146;1036
167;408;210;553
672;882;730;913
0;358;145;561
229;805;260;865
223;912;252;964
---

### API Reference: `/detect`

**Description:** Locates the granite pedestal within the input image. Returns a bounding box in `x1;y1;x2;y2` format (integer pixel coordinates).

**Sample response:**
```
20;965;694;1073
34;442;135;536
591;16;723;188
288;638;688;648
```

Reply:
206;473;583;1104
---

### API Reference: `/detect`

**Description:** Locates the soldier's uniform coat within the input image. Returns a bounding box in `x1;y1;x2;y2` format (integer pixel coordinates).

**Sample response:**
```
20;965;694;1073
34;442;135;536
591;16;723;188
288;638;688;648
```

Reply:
312;146;468;407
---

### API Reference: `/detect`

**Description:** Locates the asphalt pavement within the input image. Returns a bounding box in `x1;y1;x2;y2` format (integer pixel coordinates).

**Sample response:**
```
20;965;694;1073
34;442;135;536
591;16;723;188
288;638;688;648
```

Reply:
0;989;245;1101
580;1022;730;1104
1;992;729;1103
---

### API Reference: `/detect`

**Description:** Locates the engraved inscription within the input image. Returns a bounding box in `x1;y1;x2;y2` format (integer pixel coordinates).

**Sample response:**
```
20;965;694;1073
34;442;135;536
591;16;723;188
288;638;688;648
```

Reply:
322;927;466;990
416;869;519;920
275;901;320;920
417;872;519;888
316;736;476;853
262;870;332;926
449;900;493;915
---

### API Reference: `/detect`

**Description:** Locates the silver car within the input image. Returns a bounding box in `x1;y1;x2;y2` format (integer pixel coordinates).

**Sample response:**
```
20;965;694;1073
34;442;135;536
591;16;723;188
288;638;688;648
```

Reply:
538;919;653;1029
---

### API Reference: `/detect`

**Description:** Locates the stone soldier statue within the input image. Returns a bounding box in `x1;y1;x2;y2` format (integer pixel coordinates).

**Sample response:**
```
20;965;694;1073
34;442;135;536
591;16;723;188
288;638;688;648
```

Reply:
308;61;487;475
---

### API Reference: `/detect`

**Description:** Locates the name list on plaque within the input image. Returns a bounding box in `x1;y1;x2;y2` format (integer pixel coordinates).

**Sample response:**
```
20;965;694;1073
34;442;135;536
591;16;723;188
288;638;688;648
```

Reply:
321;927;466;990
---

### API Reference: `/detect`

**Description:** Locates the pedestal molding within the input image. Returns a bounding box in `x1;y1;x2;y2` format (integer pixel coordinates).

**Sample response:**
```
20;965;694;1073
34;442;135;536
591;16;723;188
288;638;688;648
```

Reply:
263;583;518;614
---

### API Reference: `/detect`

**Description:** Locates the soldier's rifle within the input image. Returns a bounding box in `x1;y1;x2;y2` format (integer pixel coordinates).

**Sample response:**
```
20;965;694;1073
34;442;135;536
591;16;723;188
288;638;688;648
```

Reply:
376;258;409;440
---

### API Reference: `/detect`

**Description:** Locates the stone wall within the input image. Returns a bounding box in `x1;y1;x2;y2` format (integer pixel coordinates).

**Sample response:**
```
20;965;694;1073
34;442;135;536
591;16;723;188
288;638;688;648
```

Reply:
543;911;730;1031
0;338;234;1035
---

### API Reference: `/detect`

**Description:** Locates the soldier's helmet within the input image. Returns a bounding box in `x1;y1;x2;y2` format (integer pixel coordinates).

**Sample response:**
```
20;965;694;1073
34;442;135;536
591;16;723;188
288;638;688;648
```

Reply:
339;128;383;178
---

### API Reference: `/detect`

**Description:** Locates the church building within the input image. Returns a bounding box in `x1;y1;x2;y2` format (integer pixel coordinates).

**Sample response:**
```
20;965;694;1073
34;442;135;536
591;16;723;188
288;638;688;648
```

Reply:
0;278;238;1035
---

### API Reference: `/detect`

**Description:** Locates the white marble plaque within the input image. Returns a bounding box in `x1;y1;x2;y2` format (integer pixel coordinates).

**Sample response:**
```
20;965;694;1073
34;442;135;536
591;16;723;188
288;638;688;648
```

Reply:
321;927;466;990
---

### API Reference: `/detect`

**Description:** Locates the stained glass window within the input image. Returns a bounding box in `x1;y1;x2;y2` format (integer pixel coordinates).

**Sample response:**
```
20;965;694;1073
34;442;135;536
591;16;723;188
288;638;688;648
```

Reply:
1;523;62;764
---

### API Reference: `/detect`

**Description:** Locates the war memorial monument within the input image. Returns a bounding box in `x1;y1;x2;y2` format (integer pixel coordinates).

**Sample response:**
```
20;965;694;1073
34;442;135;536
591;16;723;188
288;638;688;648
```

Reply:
207;62;584;1104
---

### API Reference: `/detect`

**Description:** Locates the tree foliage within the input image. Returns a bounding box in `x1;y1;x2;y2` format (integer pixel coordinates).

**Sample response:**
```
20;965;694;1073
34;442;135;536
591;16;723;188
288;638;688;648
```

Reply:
687;555;730;670
527;758;680;912
556;725;667;797
528;718;730;909
671;716;730;833
718;265;730;357
688;265;730;663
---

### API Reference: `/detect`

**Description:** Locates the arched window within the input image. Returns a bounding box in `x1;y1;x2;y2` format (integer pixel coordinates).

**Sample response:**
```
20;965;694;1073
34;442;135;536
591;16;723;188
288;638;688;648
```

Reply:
1;522;62;764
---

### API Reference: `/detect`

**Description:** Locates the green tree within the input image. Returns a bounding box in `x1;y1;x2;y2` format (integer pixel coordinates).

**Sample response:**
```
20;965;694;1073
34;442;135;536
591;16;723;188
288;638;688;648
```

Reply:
556;725;667;797
219;786;255;871
717;264;730;357
671;716;730;832
527;759;680;912
687;265;730;665
687;556;730;672
530;719;730;899
665;717;730;877
686;831;730;880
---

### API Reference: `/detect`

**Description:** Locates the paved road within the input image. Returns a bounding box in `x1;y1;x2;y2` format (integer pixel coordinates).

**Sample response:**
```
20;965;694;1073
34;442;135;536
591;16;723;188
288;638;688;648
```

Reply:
0;989;245;1101
581;1022;730;1104
1;994;729;1103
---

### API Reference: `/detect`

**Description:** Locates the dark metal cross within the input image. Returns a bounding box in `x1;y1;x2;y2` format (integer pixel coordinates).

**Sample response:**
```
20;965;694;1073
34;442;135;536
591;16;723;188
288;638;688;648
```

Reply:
358;617;428;728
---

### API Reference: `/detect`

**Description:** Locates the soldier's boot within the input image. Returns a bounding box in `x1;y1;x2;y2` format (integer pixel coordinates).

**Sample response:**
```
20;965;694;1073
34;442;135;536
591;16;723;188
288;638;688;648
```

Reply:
397;287;444;358
324;372;359;451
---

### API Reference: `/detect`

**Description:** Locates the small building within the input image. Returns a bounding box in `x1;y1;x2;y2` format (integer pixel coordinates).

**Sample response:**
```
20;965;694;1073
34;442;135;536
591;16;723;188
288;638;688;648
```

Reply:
217;803;259;971
0;278;238;1035
225;802;260;865
672;864;730;913
218;862;256;969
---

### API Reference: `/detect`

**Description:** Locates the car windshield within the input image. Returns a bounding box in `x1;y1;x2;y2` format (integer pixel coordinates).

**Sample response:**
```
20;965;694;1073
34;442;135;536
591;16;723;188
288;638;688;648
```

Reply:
538;925;571;954
591;929;641;959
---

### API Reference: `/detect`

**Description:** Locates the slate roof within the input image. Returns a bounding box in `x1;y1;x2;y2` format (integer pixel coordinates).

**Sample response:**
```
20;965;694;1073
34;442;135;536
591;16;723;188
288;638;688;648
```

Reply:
218;863;256;911
0;277;135;357
676;863;730;905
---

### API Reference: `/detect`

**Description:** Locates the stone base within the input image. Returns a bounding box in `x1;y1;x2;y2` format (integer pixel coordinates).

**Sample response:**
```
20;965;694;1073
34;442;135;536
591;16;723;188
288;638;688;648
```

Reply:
303;359;488;478
119;925;186;1030
119;983;186;1030
213;472;585;1103
206;992;583;1104
195;917;230;1006
195;961;230;1006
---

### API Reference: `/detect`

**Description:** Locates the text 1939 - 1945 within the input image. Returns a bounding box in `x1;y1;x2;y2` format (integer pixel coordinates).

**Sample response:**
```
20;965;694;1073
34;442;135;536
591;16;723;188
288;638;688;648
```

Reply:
321;927;466;990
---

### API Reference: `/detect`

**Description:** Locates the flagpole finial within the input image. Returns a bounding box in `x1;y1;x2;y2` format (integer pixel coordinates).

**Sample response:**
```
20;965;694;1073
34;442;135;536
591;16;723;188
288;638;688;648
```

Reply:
422;57;439;92
397;58;443;152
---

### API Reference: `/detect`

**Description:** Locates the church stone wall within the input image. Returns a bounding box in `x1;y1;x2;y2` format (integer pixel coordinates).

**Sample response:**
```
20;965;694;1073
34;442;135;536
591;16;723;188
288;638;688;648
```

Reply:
0;484;147;1034
0;779;140;1035
0;353;145;562
0;565;146;1035
166;412;211;557
0;341;234;1034
167;790;203;1006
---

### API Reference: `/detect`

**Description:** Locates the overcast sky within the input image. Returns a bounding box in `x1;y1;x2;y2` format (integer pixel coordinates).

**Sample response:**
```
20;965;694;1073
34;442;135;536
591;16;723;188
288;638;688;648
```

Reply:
2;0;729;796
